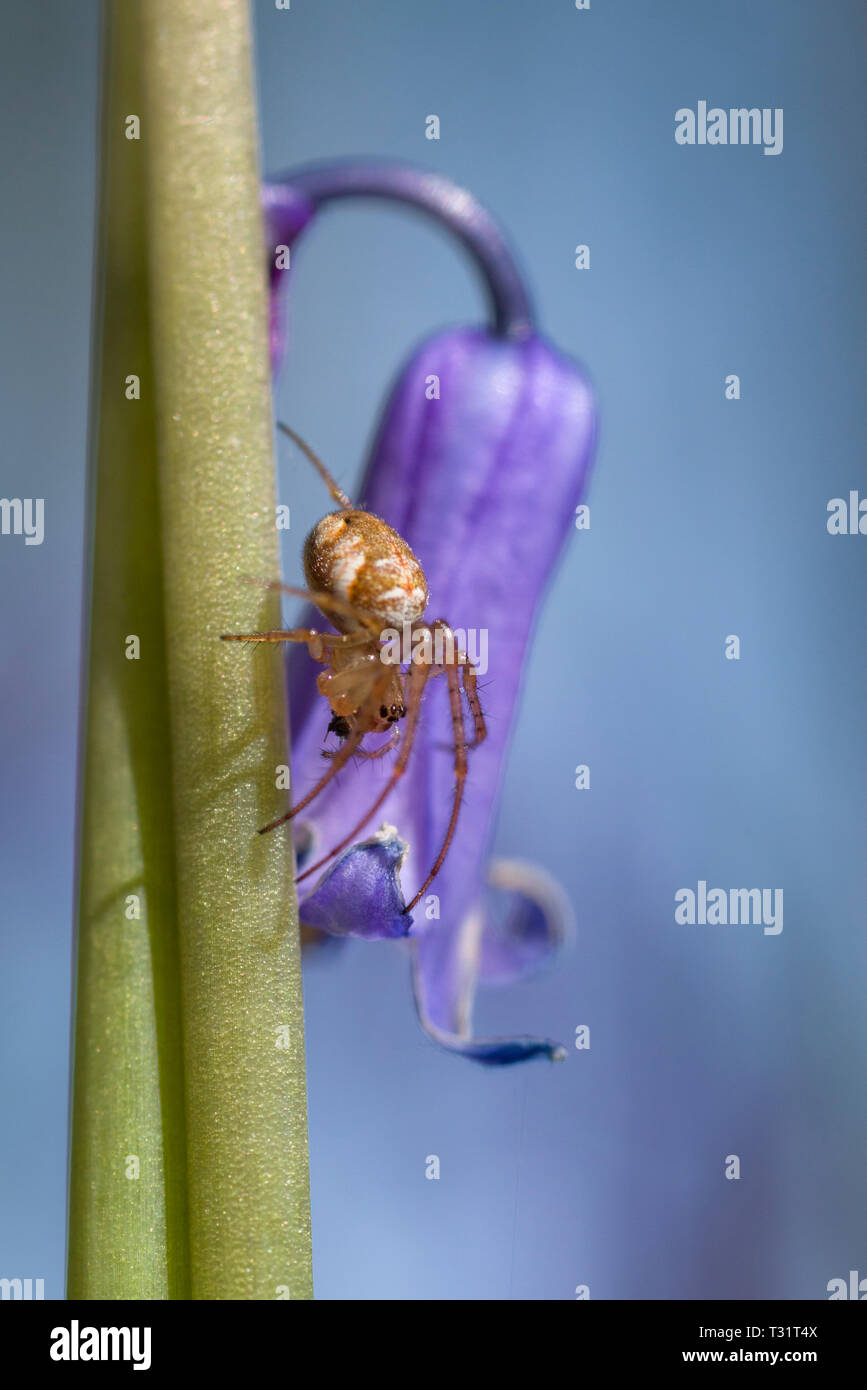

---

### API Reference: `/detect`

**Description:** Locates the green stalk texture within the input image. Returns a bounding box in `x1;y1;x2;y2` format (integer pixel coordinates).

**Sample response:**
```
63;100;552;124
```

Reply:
69;0;313;1300
68;0;188;1301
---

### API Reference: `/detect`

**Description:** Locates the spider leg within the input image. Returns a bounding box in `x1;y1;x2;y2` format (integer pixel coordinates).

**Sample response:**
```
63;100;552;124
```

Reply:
404;656;468;913
428;665;488;753
221;627;364;662
254;581;384;638
277;422;355;511
352;727;401;761
460;662;488;749
295;658;433;885
322;726;400;761
259;722;367;834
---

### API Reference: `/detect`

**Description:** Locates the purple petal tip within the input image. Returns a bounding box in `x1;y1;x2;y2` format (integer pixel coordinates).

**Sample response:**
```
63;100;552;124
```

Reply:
299;825;414;940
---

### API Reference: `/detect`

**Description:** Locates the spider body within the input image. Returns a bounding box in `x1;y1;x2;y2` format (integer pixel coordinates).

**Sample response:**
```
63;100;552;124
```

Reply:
303;510;428;633
221;423;487;913
303;508;423;735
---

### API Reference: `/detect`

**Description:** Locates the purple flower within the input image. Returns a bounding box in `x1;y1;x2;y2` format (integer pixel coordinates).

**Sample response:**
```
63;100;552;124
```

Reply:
266;163;596;1064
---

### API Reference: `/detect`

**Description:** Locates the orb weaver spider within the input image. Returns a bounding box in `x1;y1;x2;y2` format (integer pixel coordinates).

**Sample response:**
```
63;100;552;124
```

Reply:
222;423;487;914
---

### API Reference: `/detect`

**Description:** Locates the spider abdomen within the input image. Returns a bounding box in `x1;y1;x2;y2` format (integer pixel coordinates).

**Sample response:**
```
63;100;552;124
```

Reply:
303;509;428;632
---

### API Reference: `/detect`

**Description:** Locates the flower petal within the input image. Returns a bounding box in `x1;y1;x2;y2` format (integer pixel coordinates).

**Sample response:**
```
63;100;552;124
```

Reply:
264;164;596;1061
298;824;413;940
362;328;594;1041
477;858;573;987
405;860;570;1064
283;328;592;1055
411;950;567;1066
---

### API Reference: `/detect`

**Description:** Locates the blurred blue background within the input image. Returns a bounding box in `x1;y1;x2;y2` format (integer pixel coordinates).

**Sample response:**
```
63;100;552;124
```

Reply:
1;0;866;1299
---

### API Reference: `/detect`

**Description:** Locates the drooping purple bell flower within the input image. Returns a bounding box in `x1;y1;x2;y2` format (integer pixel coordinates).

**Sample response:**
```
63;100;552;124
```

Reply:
265;163;596;1064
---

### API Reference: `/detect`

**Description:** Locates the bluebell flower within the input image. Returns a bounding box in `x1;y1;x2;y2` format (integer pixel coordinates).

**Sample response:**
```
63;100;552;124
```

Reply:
266;163;596;1063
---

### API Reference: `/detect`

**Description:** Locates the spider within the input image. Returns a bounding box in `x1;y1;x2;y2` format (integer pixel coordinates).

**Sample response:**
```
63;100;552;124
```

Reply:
221;423;486;914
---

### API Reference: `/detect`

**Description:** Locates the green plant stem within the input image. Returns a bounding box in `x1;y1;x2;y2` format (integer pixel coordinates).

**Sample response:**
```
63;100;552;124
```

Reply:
140;0;312;1299
69;0;312;1302
68;0;189;1300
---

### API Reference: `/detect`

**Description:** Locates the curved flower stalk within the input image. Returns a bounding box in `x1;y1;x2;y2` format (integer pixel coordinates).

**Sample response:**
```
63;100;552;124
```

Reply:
266;163;597;1064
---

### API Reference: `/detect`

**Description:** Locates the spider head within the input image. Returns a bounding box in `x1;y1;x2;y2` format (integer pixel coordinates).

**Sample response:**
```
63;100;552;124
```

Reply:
379;702;407;726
